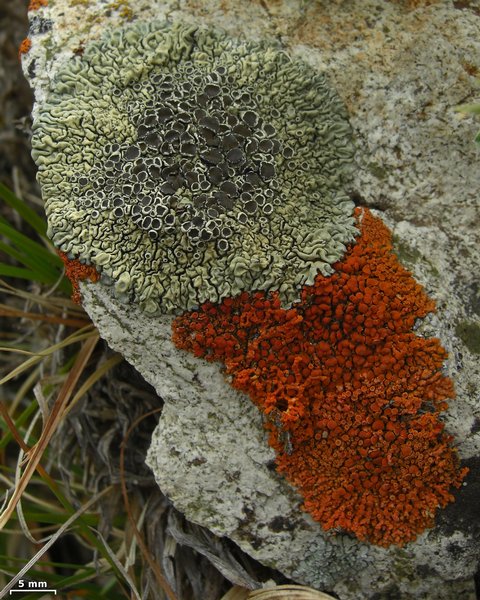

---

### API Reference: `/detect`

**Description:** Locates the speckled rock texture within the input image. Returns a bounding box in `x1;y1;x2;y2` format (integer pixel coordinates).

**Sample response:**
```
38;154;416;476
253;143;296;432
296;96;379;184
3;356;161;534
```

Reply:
25;1;480;599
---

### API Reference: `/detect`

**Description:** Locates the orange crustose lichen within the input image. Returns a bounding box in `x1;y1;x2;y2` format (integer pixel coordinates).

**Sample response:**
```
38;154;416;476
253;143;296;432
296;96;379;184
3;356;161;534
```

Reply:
172;208;467;546
59;252;100;304
28;0;48;10
18;38;32;58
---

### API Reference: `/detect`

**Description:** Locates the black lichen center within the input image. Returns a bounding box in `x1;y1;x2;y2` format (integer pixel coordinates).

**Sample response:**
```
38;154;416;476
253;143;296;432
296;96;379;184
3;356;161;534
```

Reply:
71;62;286;255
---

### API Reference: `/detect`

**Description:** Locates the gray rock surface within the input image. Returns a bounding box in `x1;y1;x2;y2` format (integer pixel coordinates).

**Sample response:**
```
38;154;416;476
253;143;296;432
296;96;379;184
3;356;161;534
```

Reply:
26;0;480;598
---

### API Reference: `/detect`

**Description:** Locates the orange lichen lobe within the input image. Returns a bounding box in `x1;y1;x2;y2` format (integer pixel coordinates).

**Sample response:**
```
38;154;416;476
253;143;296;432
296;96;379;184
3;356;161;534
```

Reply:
172;208;468;547
58;252;100;304
18;38;32;58
28;0;48;10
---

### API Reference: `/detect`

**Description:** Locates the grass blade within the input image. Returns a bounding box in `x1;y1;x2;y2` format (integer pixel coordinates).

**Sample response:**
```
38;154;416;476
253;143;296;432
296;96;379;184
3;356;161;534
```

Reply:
120;407;177;600
0;182;47;238
0;265;45;282
0;334;99;530
0;303;88;328
0;326;95;386
0;221;63;274
0;487;113;598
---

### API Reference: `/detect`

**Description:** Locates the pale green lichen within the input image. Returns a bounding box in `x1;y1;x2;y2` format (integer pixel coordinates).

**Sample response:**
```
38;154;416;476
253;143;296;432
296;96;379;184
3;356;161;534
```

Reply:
32;21;357;314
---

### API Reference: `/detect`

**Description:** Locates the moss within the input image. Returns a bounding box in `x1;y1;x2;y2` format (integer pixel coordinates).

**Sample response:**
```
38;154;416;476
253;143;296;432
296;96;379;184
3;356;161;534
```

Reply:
393;237;439;277
392;237;422;266
106;0;134;21
368;161;388;180
70;0;91;6
455;320;480;354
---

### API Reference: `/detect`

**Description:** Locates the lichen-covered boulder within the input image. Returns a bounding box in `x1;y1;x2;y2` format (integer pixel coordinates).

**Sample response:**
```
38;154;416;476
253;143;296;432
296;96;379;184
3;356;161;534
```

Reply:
25;0;480;598
31;20;356;314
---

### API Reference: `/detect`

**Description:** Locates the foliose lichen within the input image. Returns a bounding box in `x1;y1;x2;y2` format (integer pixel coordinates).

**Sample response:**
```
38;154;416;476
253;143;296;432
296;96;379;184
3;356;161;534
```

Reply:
31;20;357;314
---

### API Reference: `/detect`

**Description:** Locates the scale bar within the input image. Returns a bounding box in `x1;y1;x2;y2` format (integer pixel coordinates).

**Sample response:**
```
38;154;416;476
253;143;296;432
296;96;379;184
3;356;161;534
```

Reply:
9;591;57;595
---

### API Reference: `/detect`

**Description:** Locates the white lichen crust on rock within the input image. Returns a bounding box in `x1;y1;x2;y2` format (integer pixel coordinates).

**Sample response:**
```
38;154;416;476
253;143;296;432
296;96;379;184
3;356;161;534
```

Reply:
31;20;356;314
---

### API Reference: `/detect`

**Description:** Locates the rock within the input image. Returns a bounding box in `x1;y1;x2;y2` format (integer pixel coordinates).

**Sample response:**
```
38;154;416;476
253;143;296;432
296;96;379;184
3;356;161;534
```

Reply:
25;0;480;598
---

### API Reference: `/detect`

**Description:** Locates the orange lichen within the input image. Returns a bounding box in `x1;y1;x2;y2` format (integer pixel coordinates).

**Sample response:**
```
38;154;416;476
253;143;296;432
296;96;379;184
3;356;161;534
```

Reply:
18;38;32;58
28;0;48;10
172;208;468;546
58;252;100;304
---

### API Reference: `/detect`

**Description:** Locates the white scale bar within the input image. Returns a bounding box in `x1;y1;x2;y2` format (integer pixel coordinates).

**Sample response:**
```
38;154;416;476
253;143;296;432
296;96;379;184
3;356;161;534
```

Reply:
9;591;57;595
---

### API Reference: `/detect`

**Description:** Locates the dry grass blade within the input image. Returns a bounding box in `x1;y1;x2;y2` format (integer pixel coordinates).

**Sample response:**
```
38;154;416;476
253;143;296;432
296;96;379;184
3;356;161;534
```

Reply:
94;529;143;600
65;352;123;416
0;326;95;384
0;401;30;451
0;473;61;512
167;512;259;589
119;407;177;600
0;333;99;530
9;364;41;414
0;280;83;318
220;587;250;600
15;410;43;544
0;302;90;328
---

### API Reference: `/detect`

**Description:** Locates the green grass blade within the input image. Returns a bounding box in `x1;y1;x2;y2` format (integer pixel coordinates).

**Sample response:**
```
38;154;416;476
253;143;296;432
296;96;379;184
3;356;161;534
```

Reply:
8;511;99;526
0;401;38;451
0;221;63;274
0;264;71;295
0;224;71;293
0;265;47;282
0;184;72;294
0;241;61;283
0;182;47;238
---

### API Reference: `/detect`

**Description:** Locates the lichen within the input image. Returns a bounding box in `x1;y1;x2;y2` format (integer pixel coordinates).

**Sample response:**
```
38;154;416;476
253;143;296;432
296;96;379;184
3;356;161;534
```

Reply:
59;252;100;304
31;21;357;314
172;208;468;547
18;38;32;58
28;0;48;10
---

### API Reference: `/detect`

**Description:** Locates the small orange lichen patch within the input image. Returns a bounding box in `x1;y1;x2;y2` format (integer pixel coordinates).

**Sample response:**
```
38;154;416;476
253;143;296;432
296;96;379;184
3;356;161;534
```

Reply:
18;38;32;58
58;252;100;304
28;0;48;10
172;208;468;546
